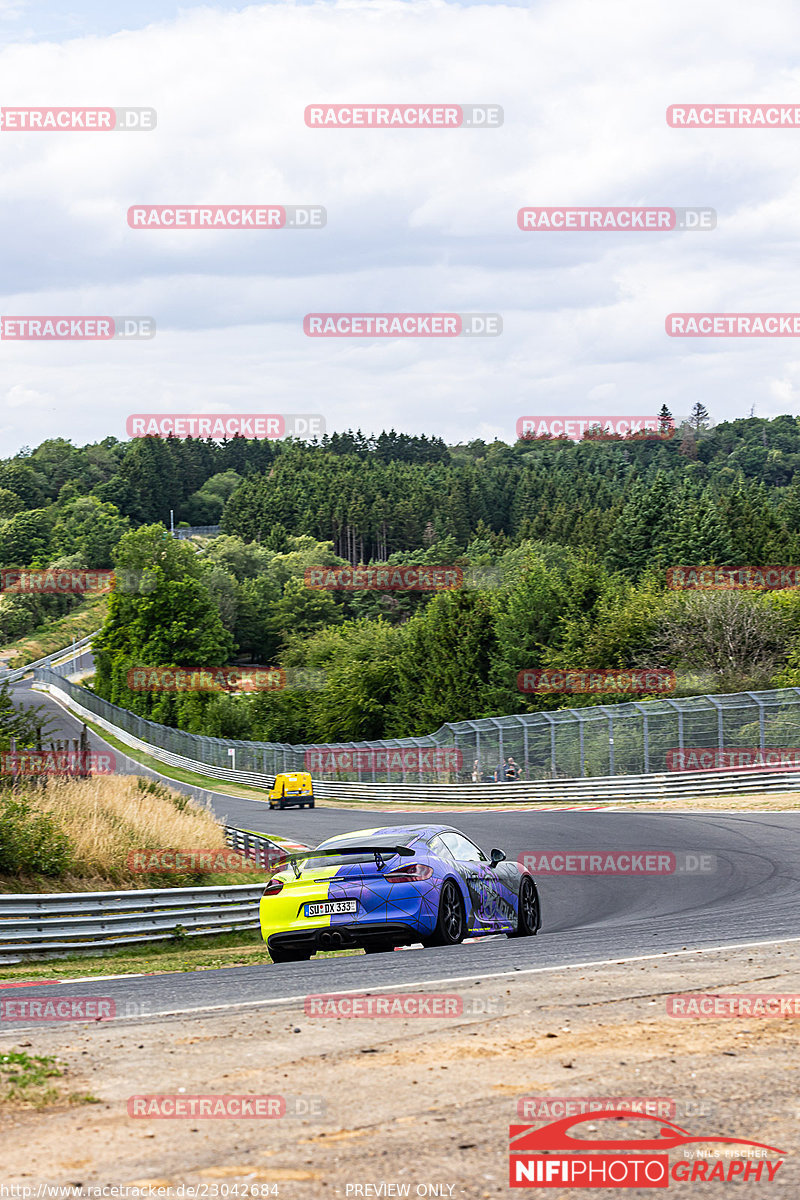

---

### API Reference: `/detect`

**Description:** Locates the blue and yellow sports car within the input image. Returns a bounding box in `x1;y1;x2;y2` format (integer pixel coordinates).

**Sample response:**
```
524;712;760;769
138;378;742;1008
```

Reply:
259;823;541;962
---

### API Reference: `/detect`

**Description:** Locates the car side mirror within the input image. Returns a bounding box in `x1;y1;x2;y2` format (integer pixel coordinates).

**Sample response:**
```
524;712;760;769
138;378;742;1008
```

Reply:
490;848;506;867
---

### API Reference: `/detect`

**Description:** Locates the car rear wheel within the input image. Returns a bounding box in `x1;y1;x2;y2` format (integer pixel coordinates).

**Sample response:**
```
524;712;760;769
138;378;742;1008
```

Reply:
424;880;465;946
269;946;312;963
508;876;540;938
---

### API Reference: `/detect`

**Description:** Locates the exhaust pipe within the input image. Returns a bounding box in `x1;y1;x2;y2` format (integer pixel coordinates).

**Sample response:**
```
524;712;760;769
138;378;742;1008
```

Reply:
318;930;344;949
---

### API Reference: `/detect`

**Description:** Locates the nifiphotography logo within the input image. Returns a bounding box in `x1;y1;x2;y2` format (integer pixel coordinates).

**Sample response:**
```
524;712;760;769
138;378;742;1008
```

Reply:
509;1110;786;1187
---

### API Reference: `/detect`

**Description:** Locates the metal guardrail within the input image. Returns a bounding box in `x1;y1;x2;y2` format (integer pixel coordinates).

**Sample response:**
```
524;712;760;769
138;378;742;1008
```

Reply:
225;825;288;868
173;526;222;539
1;631;99;684
0;882;264;960
0;824;300;960
0;822;298;960
311;769;800;802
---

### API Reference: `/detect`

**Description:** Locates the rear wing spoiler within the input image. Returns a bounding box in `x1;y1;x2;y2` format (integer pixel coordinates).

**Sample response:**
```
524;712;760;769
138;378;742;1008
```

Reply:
275;845;415;877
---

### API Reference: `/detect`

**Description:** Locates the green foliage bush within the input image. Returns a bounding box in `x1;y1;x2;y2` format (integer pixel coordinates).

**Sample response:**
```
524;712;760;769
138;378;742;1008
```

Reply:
0;796;72;876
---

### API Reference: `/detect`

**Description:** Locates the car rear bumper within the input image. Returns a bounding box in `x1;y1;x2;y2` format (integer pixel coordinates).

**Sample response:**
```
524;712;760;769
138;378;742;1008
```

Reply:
267;922;420;952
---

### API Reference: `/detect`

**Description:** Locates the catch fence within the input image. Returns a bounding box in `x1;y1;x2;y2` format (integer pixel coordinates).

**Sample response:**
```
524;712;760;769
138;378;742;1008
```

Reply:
32;669;800;784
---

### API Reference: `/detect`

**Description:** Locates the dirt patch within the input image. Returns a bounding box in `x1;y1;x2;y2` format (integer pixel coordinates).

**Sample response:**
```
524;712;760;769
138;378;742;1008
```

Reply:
0;941;797;1196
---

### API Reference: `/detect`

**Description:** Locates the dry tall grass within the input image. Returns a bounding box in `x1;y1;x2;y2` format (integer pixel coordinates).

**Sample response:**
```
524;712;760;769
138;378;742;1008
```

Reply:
16;774;248;888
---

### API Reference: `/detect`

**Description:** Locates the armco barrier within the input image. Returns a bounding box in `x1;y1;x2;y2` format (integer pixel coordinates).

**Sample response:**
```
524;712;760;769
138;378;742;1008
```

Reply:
0;825;301;961
30;676;800;803
0;631;99;684
224;825;307;867
0;883;264;960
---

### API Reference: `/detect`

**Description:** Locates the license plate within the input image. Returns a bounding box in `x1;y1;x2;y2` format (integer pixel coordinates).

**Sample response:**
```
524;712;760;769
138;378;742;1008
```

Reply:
305;900;357;917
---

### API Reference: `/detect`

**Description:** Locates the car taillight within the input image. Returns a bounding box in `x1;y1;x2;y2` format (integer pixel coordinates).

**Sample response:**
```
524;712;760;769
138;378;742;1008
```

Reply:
383;863;434;882
262;877;284;896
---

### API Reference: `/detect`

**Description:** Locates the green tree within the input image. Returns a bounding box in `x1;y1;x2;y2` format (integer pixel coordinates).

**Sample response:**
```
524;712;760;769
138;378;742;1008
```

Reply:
0;509;53;565
93;524;234;716
52;497;129;566
387;591;496;735
690;403;710;432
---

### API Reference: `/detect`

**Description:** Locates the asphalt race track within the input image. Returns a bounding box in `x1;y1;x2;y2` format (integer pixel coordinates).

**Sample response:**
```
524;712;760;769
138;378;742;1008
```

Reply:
5;678;800;1026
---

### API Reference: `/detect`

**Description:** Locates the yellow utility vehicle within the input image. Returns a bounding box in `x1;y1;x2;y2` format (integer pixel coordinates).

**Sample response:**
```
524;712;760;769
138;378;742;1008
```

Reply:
268;771;314;810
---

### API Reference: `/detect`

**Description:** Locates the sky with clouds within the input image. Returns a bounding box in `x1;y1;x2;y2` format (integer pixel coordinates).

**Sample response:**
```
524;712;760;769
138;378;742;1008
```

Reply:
1;0;800;455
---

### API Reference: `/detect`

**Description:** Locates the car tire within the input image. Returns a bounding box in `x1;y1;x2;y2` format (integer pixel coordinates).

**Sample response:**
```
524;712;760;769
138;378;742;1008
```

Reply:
508;875;540;938
269;946;312;963
424;880;466;946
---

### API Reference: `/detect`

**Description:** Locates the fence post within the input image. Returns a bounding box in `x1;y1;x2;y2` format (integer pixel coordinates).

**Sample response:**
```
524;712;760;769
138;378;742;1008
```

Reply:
579;715;585;776
608;714;614;775
708;696;724;751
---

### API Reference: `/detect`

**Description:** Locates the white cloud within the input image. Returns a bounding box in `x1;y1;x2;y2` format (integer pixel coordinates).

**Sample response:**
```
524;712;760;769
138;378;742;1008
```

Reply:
4;382;51;408
1;0;800;453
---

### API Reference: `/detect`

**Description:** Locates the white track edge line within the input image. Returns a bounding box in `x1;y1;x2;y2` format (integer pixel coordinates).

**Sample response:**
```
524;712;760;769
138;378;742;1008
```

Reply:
6;935;799;1028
